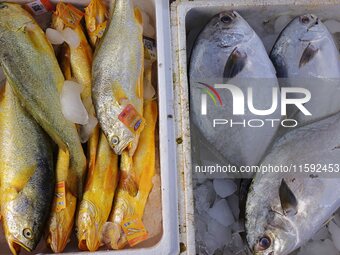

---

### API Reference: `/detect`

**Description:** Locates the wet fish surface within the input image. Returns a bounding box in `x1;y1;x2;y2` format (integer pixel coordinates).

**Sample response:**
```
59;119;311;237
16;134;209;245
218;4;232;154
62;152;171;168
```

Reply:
0;83;54;255
270;14;340;126
189;11;280;167
246;111;340;255
92;0;144;155
0;3;86;197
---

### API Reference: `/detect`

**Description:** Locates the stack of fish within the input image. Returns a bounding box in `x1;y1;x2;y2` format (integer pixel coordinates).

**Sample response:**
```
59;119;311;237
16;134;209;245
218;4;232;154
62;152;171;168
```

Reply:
190;11;340;255
0;0;159;254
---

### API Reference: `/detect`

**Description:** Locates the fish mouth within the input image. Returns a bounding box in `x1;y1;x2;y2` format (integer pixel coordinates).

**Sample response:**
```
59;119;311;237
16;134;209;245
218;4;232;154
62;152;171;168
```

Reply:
8;237;32;255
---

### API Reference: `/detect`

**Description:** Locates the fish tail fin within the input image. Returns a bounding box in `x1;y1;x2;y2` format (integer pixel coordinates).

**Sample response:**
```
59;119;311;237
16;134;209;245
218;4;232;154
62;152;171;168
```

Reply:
101;222;128;250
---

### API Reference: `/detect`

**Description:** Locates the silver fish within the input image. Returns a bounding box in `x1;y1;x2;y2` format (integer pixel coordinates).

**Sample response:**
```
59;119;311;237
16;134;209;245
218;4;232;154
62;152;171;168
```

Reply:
246;112;340;255
270;14;340;126
189;11;280;168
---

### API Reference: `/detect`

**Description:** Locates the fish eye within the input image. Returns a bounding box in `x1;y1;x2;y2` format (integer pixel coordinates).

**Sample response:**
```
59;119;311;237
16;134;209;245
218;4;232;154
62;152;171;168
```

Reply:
111;136;119;145
220;15;233;24
258;236;271;250
23;228;33;240
300;15;310;24
0;4;8;9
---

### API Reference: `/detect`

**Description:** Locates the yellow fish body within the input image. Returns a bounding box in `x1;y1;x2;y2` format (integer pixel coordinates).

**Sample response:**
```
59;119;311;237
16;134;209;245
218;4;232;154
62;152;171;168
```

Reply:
0;83;54;255
77;132;119;252
105;100;158;249
0;3;86;197
84;0;108;48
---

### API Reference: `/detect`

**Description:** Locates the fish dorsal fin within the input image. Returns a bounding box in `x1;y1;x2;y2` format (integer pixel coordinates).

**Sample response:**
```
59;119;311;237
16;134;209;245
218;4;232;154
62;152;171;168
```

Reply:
134;8;143;26
299;43;319;68
279;179;298;216
223;47;247;79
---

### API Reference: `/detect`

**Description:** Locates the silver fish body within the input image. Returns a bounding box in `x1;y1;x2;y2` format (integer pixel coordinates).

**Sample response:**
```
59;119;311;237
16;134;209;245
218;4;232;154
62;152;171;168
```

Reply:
189;11;280;167
246;112;340;255
270;14;340;125
92;0;144;154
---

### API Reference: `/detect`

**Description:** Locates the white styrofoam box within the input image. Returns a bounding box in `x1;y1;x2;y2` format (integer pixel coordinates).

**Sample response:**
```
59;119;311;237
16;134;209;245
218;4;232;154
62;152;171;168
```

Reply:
171;1;340;254
1;0;179;254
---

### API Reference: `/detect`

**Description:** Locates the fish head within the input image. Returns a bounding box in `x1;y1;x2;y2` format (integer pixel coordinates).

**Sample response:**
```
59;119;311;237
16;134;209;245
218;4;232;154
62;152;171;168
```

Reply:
285;14;326;42
205;11;254;48
247;209;298;255
0;3;34;32
2;195;42;254
76;200;101;251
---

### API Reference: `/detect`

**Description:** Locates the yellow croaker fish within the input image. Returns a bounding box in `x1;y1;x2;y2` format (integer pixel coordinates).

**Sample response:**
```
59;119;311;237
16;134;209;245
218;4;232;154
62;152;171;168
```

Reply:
77;133;119;252
52;2;99;176
0;3;86;197
0;83;55;255
104;100;158;249
46;45;78;253
84;0;108;48
92;0;145;156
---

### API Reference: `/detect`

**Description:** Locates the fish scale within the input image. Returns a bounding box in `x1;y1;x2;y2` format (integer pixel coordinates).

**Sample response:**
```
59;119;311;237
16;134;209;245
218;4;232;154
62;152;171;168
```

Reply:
92;0;144;155
189;11;280;168
246;111;340;255
0;3;86;198
0;83;54;255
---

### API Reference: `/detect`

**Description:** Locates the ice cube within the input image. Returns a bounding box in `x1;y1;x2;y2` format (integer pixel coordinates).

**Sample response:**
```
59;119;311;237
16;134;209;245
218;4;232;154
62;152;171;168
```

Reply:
194;181;216;214
62;27;80;49
228;232;246;254
223;247;233;255
231;221;245;234
227;194;240;219
213;179;237;198
203;232;220;255
297;239;338;255
60;80;89;125
328;221;340;251
46;28;64;45
311;225;329;241
208;199;235;227
195;211;209;243
208;218;232;248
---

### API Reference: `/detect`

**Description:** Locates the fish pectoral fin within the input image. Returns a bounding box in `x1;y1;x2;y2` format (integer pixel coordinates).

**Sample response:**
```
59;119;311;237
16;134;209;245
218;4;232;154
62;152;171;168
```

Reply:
120;171;139;197
223;47;247;79
299;43;319;68
279;179;298;215
134;8;143;26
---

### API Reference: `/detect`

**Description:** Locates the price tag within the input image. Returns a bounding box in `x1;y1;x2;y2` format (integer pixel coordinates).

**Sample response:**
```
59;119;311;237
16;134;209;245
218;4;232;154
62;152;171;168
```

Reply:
118;104;145;134
121;217;148;247
55;181;66;212
25;0;54;16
